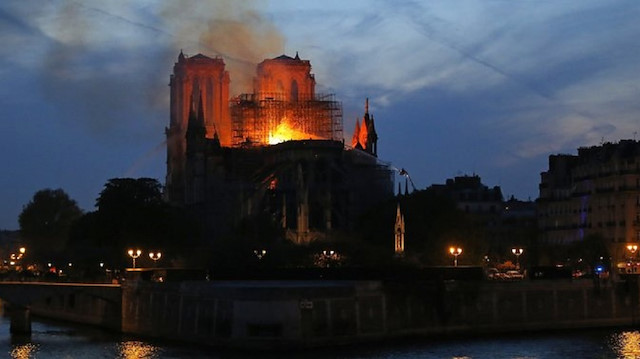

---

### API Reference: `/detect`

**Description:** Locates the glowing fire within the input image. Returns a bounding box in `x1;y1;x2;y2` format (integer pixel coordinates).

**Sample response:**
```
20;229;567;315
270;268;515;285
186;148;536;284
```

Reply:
268;121;320;145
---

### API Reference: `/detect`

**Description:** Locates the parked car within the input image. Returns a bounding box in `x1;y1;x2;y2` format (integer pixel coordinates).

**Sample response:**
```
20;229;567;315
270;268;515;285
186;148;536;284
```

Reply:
505;270;524;280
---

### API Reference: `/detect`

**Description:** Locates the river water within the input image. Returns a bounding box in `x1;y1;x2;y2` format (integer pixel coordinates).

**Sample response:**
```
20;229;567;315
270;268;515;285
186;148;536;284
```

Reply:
1;316;640;359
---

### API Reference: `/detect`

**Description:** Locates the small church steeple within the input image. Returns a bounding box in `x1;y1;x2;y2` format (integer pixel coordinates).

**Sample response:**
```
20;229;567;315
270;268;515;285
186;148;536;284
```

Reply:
351;98;378;156
394;203;405;256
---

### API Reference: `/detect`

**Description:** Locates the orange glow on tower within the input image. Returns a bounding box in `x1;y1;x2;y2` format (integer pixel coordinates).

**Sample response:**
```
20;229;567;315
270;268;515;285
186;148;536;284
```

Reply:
230;53;342;146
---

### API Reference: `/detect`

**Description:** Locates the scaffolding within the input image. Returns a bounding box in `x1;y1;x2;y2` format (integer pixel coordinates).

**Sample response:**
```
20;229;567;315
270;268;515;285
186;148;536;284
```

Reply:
230;92;343;146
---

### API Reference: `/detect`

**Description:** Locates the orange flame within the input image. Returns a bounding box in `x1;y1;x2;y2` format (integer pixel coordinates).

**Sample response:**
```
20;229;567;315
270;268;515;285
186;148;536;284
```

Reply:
268;121;320;145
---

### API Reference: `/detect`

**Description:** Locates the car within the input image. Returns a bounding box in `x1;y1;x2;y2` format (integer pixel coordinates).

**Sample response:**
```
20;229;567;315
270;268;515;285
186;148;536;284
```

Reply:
486;268;499;279
505;270;524;280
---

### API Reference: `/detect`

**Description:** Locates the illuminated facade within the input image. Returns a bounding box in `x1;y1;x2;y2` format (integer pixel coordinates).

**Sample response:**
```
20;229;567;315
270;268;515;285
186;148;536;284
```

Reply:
167;52;393;243
538;140;640;262
230;54;343;146
166;52;230;203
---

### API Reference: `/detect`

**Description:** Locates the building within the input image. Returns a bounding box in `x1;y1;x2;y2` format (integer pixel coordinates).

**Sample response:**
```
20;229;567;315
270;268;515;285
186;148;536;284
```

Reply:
166;52;394;244
428;175;503;215
538;140;640;262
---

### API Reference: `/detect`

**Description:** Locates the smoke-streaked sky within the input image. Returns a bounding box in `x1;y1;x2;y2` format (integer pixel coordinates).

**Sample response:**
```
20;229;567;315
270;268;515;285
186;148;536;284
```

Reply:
2;0;640;230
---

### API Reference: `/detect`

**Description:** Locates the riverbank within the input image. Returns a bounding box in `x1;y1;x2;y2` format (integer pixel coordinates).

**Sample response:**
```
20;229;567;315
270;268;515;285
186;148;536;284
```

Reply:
119;277;636;349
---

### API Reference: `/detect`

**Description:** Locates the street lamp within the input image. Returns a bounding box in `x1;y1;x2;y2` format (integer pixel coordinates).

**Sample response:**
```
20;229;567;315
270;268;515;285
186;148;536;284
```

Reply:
148;251;162;267
319;250;338;268
128;249;142;268
253;249;267;260
512;248;524;270
449;246;462;267
627;244;638;258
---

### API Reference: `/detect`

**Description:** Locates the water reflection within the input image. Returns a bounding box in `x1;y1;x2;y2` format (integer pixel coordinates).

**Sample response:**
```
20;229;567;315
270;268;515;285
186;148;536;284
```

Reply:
611;331;640;358
117;340;160;359
10;343;38;359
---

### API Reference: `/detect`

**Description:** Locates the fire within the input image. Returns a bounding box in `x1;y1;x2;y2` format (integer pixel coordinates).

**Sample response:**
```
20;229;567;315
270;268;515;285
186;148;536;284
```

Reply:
268;121;319;145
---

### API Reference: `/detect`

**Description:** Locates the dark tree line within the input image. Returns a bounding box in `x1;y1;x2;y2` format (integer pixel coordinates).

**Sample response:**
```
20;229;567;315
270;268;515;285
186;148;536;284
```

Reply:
19;178;201;273
357;189;490;267
19;179;610;274
18;188;83;261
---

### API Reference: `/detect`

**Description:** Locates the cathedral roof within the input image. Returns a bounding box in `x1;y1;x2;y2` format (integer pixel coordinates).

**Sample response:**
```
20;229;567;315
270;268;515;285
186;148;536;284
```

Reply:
273;52;302;61
274;54;295;60
191;53;214;60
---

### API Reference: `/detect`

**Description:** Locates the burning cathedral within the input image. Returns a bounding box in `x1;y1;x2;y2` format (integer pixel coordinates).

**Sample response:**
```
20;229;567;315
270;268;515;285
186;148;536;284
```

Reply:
166;51;394;243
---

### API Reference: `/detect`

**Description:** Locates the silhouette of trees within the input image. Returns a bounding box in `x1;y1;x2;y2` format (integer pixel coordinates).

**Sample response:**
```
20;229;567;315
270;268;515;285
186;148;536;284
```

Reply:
19;188;83;261
68;178;200;269
358;189;490;266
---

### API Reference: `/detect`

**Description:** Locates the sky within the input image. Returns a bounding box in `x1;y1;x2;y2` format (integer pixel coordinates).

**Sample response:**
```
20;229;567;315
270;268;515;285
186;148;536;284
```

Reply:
1;0;640;230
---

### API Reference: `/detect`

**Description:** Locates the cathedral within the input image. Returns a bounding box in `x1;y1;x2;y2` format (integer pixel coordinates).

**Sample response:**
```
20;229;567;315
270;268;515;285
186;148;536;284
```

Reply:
166;52;394;243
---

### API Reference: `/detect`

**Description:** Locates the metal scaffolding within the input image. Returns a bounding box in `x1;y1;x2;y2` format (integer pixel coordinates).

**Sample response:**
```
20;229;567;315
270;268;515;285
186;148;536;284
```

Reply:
230;92;343;146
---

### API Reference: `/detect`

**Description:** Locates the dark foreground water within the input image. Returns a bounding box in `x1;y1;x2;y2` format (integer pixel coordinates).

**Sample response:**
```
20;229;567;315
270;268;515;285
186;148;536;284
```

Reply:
2;316;640;359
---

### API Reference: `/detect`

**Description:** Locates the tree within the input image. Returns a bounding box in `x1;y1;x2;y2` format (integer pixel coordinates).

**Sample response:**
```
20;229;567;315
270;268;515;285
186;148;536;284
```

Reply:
19;188;83;260
357;189;490;266
68;178;201;268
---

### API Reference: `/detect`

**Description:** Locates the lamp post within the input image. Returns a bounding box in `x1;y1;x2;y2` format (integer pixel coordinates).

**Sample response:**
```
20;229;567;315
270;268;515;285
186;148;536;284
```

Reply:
320;250;338;268
253;249;267;260
511;248;524;270
127;249;142;268
148;251;162;267
627;244;638;259
449;246;462;267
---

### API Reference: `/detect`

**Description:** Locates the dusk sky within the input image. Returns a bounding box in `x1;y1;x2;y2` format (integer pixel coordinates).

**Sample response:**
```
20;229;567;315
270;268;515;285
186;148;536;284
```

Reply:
2;0;640;230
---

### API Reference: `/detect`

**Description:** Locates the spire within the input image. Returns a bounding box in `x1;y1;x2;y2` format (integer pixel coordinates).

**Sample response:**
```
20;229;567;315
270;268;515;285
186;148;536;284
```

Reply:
394;202;405;255
356;97;377;155
404;177;409;196
295;51;300;60
397;182;402;197
187;94;197;129
352;119;361;148
197;93;205;126
358;115;369;149
178;50;185;62
187;93;206;138
212;129;221;149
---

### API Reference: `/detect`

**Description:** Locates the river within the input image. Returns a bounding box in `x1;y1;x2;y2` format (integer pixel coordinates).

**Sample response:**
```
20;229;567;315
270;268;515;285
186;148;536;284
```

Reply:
1;315;640;358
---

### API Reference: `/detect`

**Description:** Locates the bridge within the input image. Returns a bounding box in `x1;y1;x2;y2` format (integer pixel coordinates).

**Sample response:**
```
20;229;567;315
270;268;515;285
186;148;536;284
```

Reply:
0;282;121;334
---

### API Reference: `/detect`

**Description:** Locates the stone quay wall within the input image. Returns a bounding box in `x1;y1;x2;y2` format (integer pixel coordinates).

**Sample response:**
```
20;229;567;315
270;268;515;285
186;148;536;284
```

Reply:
120;278;639;349
3;283;123;332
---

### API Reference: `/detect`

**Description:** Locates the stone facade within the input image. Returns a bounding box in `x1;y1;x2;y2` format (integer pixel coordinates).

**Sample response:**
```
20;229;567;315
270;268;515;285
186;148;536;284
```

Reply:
538;140;640;262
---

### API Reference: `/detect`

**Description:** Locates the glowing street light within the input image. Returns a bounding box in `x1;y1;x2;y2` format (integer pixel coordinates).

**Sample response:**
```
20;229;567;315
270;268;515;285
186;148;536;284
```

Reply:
128;249;142;268
627;244;638;256
323;250;335;257
449;246;462;267
253;249;267;260
148;251;162;267
512;248;524;269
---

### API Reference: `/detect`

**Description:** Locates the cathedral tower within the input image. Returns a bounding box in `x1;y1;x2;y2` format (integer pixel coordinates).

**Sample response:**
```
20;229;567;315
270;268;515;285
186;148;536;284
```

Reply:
167;52;230;203
254;52;315;102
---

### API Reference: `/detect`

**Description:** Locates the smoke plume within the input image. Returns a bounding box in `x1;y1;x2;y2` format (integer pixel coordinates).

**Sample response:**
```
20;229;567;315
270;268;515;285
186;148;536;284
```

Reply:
35;1;284;137
165;0;285;95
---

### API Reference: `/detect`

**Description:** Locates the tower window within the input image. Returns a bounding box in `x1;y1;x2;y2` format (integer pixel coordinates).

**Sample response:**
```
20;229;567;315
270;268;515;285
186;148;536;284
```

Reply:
291;80;298;102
